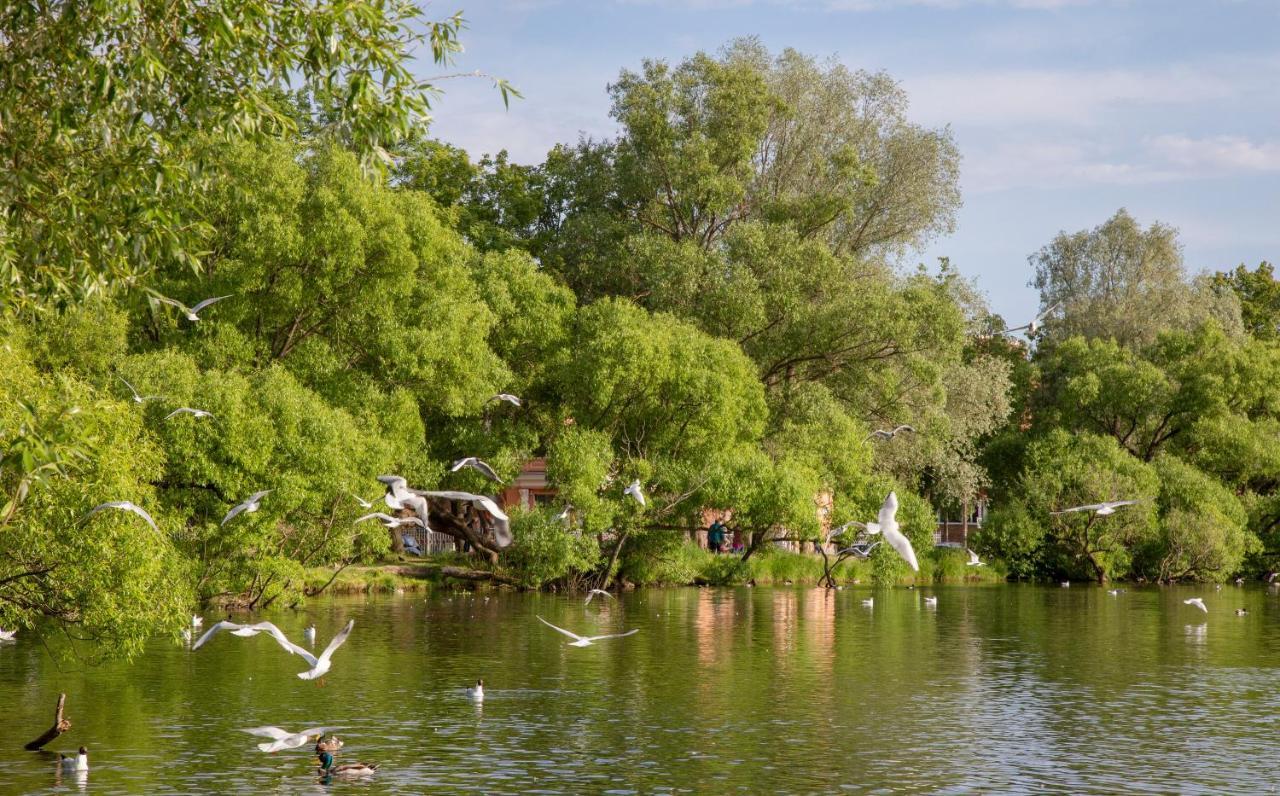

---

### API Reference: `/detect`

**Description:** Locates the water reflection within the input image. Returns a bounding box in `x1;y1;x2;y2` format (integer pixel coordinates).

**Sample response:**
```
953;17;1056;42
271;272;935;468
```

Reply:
2;586;1280;793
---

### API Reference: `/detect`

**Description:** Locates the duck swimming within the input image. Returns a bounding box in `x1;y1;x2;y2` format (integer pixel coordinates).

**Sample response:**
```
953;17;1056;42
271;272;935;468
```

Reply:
60;746;88;771
466;679;484;701
317;750;377;777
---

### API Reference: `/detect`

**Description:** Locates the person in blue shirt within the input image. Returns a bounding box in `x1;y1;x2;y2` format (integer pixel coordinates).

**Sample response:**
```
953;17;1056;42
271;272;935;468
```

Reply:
707;520;726;554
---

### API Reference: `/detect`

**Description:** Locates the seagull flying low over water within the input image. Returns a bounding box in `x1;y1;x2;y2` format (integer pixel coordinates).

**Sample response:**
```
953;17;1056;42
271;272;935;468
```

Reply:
194;619;355;680
966;548;985;567
865;424;915;441
623;480;646;506
584;589;614;605
1052;500;1140;516
536;616;639;647
118;375;161;404
1003;302;1061;336
450;457;501;483
488;393;522;407
222;490;270;526
191;620;289;650
241;726;329;754
164;407;213;421
84;501;160;534
1184;598;1208;613
155;294;231;322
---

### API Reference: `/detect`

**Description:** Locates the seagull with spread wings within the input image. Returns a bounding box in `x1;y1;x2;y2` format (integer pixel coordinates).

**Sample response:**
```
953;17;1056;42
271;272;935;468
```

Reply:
222;490;271;526
537;616;638;647
584;589;614;605
488;393;522;407
1052;500;1140;517
155;294;231;322
118;375;162;404
865;425;915;441
164;407;214;421
450;457;502;483
623;480;646;507
241;725;330;754
1003;301;1061;336
355;512;426;530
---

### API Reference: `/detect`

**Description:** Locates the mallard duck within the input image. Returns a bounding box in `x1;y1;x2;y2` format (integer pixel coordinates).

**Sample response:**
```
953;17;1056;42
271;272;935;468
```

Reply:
317;751;377;776
60;746;88;771
466;679;484;701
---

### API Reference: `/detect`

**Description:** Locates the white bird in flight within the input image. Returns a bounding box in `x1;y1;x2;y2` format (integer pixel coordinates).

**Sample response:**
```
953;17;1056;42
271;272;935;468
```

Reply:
117;375;161;404
355;512;425;529
837;541;880;560
865;492;919;572
222;490;271;526
488;393;522;407
350;492;373;509
623;480;646;506
415;489;511;547
156;294;231;322
191;620;291;650
378;475;431;525
83;501;160;534
966;548;985;567
164;407;213;421
555;505;574;522
1184;597;1208;613
285;620;355;680
865;424;915;441
1003;301;1061;336
536;616;639;647
584;589;614;605
241;725;330;754
450;457;502;483
1052;500;1140;516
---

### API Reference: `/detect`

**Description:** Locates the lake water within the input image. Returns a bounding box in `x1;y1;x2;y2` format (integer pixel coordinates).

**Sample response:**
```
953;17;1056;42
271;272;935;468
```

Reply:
2;584;1280;794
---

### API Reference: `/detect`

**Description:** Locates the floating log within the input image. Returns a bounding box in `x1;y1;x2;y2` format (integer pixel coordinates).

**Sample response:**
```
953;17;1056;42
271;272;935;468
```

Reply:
439;566;517;585
24;693;69;751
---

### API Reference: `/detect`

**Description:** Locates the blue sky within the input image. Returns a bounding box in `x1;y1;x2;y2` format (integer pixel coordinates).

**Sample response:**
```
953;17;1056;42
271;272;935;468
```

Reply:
423;0;1280;322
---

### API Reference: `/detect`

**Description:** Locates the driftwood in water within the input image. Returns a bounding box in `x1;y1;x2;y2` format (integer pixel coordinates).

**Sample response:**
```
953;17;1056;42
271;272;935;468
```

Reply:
24;693;69;750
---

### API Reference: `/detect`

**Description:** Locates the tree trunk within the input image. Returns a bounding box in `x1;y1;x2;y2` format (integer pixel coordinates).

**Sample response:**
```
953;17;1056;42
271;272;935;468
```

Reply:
598;529;631;590
24;693;69;750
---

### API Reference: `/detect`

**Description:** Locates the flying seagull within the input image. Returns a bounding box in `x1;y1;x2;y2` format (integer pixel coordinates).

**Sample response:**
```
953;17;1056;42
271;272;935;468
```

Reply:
623;480;646;507
191;620;295;651
584;589;614;605
1052;500;1140;516
450;457;502;483
488;393;522;407
1184;597;1208;613
378;475;430;525
555;505;574;522
870;492;919;572
536;616;639;647
966;548;986;567
355;512;426;530
221;490;270;526
83;501;160;534
865;425;916;441
156;294;231;322
1003;301;1061;336
117;375;161;404
164;407;213;421
241;726;330;754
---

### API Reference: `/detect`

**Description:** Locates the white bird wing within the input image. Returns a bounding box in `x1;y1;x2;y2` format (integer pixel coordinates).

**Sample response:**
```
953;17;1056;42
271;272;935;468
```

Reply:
863;522;881;535
190;295;231;314
85;501;160;534
313;619;355;667
241;726;293;740
1053;503;1104;514
154;295;190;313
450;458;472;472
191;620;246;650
354;512;394;525
537;615;585;642
350;493;373;508
1037;301;1062;322
472;460;501;482
221;502;249;526
248;490;271;503
1103;500;1139;509
893;425;916;434
624;481;646;506
377;474;408;492
165;407;211;420
878;492;918;571
243;621;305;659
118;375;142;401
586;628;640;643
490;393;522;406
967;548;980;565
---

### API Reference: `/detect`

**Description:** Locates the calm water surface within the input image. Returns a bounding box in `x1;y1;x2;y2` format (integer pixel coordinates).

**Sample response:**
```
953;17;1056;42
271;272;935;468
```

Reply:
2;585;1280;794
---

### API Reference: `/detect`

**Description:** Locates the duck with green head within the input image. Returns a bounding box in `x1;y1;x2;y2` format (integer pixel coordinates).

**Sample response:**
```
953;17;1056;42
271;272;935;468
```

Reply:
316;750;378;777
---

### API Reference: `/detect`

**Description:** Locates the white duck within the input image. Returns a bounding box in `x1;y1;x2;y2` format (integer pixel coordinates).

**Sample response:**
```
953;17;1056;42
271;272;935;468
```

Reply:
60;746;89;771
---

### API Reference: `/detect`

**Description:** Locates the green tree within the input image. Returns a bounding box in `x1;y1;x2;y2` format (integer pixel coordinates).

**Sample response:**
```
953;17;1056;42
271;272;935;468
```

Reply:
1212;262;1280;341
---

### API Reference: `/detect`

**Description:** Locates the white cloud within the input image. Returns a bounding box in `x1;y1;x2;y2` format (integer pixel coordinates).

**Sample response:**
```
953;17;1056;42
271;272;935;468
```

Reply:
1146;134;1280;173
